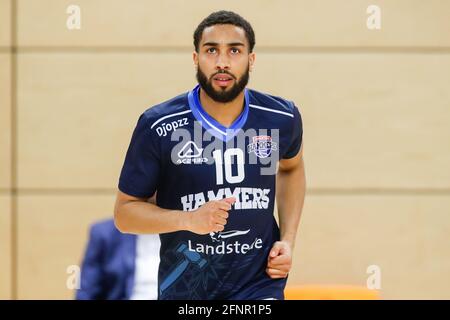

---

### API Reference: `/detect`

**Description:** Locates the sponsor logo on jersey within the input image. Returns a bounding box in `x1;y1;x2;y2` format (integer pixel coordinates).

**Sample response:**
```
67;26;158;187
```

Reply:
188;228;263;255
187;238;263;255
247;135;277;158
176;141;208;164
155;118;189;137
209;229;250;242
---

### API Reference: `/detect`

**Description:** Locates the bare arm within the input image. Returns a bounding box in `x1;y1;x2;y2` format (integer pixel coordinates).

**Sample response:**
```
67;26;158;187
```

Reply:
276;145;306;249
114;191;187;234
114;190;235;235
266;146;306;279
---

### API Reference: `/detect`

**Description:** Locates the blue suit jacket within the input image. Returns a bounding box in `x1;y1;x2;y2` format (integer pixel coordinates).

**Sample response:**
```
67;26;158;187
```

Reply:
76;219;137;300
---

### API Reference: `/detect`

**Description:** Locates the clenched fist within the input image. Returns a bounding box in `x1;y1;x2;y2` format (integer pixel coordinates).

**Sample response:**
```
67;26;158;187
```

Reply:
187;197;236;235
266;241;292;279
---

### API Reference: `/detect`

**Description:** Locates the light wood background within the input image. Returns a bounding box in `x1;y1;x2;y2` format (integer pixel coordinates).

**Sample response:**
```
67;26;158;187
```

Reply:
1;0;449;299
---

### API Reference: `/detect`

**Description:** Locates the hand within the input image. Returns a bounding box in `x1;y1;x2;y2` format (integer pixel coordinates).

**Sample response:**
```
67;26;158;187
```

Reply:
187;197;236;235
266;241;292;279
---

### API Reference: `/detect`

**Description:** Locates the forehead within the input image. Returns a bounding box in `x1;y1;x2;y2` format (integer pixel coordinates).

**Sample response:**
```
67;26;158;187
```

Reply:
200;24;248;47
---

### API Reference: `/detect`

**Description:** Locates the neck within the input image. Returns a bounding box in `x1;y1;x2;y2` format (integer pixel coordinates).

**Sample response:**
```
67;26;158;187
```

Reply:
199;87;246;128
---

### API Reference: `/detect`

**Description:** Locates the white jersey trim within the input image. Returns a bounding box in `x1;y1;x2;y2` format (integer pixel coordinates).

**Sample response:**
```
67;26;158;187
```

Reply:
150;109;192;129
249;104;294;118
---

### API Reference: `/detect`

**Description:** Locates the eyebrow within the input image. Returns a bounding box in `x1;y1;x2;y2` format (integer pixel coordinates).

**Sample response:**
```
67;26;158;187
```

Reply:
202;42;245;47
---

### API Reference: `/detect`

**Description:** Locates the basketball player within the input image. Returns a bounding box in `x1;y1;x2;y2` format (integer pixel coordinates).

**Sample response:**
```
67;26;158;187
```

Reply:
114;10;306;300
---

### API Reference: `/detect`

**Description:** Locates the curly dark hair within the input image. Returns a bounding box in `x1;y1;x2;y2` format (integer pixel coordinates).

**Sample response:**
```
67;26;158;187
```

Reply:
193;10;256;53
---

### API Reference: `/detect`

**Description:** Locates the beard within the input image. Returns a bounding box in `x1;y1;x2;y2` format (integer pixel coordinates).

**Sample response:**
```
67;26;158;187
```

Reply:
196;65;250;103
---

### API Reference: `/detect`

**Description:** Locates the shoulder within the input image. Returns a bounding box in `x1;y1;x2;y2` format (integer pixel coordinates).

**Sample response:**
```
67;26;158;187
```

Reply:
140;92;191;133
247;88;299;120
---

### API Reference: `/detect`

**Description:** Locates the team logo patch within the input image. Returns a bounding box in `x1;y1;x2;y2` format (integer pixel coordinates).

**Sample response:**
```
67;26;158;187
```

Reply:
247;135;277;158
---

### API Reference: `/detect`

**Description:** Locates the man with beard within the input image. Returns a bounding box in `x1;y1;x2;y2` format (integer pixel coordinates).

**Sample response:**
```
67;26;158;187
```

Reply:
114;10;306;300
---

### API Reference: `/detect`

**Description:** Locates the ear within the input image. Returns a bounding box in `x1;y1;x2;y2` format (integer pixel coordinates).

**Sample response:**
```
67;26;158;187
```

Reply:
249;52;256;72
193;51;199;70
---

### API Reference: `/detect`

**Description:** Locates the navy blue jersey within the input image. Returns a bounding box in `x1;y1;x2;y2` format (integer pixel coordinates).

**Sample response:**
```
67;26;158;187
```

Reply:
118;84;302;300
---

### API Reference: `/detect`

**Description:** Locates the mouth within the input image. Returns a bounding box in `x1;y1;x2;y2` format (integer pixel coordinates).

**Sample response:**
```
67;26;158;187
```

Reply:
212;74;234;87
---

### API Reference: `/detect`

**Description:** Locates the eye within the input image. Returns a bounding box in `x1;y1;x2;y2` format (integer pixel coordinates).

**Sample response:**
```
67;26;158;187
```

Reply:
207;47;217;54
230;48;240;54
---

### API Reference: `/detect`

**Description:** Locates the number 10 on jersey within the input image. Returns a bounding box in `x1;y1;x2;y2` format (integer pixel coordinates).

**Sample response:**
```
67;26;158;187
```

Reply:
212;149;245;185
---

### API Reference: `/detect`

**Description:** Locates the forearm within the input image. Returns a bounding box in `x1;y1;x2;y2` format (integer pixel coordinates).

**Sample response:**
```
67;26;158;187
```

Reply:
276;160;306;249
114;199;190;234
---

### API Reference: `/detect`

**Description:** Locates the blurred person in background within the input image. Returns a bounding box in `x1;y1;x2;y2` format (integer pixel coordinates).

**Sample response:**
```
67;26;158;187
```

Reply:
76;197;160;299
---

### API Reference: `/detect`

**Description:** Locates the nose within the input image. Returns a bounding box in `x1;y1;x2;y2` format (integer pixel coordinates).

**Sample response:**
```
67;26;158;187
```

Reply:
215;51;230;71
